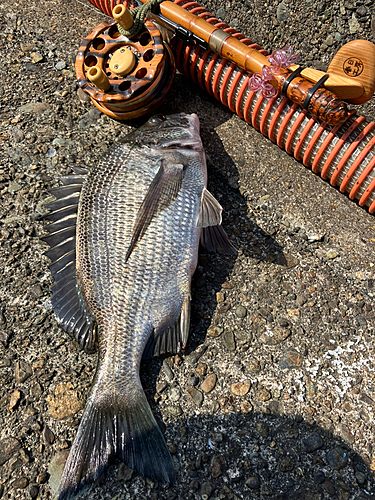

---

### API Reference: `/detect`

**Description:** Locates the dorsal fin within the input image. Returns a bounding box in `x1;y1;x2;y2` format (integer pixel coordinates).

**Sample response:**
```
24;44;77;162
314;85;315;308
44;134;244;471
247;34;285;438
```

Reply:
43;172;97;352
125;160;183;262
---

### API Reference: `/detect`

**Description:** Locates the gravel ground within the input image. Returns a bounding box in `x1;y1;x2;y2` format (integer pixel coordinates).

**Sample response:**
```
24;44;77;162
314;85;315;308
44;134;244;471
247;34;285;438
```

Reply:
1;0;375;499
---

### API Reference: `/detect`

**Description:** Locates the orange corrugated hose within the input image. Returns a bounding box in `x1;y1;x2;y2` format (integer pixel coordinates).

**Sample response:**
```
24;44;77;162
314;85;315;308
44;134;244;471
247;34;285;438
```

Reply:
87;0;375;213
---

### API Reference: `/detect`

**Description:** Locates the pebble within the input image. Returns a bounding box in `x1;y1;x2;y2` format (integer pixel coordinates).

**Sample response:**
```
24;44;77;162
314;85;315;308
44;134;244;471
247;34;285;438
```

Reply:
222;330;236;351
200;481;216;499
166;405;182;417
77;88;91;103
46;382;84;419
196;363;207;376
246;476;260;489
31;52;43;63
36;471;48;484
349;13;360;33
279;349;302;369
55;61;66;70
256;387;271;402
325;35;334;46
279;457;294;472
117;463;133;481
186;387;203;406
235;305;247;318
241;400;253;413
276;3;290;22
207;325;223;337
162;359;174;381
186;373;199;386
169;387;181;402
9;389;21;411
186;344;208;365
314;470;326;484
337;423;354;444
156;381;168;394
211;455;225;478
15;360;32;383
302;432;323;452
8;181;22;193
231;379;251;396
326;447;348;470
355;470;366;485
326;250;338;259
256;422;269;438
259;326;290;345
216;7;226;19
43;425;55;444
201;373;217;393
29;484;39;498
48;450;70;498
0;437;21;466
12;476;29;489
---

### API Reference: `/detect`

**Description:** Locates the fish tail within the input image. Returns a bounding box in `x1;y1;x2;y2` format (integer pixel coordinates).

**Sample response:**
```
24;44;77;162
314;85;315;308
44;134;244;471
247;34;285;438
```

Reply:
57;388;175;499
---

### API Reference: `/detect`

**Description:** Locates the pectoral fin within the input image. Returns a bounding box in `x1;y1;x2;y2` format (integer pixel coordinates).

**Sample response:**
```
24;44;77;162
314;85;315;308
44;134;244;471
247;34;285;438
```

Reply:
197;188;223;227
125;160;183;262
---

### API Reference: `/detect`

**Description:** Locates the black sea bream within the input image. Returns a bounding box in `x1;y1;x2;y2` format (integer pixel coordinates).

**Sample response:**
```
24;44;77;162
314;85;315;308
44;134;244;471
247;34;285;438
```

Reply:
43;113;235;499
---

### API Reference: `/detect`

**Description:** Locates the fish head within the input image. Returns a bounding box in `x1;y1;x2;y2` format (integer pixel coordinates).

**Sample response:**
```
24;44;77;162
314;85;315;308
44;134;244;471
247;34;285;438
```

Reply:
124;113;203;153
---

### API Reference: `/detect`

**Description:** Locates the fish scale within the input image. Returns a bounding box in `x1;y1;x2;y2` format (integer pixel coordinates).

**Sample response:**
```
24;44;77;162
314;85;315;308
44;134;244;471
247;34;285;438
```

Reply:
43;113;236;499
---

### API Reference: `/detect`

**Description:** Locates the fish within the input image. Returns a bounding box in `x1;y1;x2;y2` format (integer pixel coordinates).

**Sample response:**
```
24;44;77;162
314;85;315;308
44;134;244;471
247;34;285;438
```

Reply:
42;113;236;499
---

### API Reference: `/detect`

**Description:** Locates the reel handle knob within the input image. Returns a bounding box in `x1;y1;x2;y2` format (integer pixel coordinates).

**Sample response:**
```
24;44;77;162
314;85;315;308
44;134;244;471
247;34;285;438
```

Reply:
113;4;134;31
87;66;111;91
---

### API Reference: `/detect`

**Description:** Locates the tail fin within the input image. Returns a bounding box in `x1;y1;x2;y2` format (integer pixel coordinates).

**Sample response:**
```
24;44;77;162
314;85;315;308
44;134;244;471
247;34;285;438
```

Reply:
57;389;175;499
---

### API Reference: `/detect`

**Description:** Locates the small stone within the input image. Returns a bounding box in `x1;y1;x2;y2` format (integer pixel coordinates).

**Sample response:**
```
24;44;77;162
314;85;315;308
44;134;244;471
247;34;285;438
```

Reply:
43;425;55;444
326;447;348;470
29;484;39;498
325;35;334;46
55;61;66;70
207;325;223;337
210;432;223;444
259;326;290;344
156;381;168;394
12;476;29;489
8;181;22;193
186;344;208;365
31;52;43;63
322;479;335;495
201;373;217;393
279;457;294;472
166;405;182;417
286;308;300;320
211;455;225;478
20;42;34;52
355;470;366;485
15;360;32;383
186;387;203;406
279;349;302;369
117;463;133;481
200;481;216;499
235;305;247;318
349;13;360;34
48;450;70;498
169;387;181;402
186;373;199;386
314;470;326;484
216;7;226;19
0;437;21;466
231;379;251;396
222;330;236;351
216;292;225;303
36;471;48;484
326;250;338;259
337;423;354;444
302;432;323;452
246;476;260;489
276;2;290;22
162;359;174;381
196;363;207;376
78;108;102;128
77;88;90;103
256;387;271;402
9;389;21;411
241;400;253;413
46;382;84;419
256;422;269;438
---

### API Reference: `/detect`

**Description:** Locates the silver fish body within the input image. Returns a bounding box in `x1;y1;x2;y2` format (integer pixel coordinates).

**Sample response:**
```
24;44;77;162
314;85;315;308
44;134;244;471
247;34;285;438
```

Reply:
43;113;235;499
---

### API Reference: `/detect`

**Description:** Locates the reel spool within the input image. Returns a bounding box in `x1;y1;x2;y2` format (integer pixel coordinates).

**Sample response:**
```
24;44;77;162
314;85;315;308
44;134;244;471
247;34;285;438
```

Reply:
75;6;176;120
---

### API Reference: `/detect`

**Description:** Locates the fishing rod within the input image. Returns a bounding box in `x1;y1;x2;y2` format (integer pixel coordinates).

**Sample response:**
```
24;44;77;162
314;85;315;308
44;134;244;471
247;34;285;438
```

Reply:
76;0;375;213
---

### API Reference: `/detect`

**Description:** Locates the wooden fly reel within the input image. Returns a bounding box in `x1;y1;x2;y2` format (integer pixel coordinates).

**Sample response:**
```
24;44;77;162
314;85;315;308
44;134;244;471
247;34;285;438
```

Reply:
75;7;175;120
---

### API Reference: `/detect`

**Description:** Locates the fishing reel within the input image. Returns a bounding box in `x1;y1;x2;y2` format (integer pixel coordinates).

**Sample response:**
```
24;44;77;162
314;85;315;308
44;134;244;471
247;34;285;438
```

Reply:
75;5;175;120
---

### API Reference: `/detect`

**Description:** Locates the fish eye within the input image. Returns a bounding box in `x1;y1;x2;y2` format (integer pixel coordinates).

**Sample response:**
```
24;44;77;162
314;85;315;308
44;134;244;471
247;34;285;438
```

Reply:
148;115;166;125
